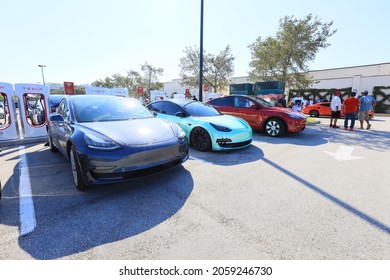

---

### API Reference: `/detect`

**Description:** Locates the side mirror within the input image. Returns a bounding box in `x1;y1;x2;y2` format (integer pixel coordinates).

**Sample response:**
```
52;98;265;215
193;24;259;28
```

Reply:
175;112;186;118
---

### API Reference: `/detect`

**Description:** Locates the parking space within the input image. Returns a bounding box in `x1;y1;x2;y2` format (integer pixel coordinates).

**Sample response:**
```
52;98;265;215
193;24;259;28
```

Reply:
1;117;390;259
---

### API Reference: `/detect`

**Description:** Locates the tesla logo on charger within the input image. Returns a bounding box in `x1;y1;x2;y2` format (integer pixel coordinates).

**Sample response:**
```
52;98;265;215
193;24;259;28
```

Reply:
64;82;75;95
21;87;43;92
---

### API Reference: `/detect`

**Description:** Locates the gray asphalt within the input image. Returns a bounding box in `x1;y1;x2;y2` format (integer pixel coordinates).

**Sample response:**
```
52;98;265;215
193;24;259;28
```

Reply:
0;117;389;260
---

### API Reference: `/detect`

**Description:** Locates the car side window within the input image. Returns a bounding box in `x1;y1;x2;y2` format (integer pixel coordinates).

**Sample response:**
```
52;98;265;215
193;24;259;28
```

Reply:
58;100;70;121
164;102;184;116
235;97;251;108
147;101;164;113
211;97;234;106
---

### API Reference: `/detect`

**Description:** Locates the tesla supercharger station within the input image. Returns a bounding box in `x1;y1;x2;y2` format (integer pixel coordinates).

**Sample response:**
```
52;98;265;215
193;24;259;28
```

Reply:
85;86;109;95
14;83;50;139
110;87;129;97
0;82;18;142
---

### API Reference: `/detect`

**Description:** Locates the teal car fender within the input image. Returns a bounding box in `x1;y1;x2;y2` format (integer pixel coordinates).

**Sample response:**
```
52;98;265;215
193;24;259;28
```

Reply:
154;112;252;151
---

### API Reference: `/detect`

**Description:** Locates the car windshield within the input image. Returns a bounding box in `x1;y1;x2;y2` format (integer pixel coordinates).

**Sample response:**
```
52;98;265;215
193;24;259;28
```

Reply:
73;97;154;122
252;96;275;107
184;101;222;117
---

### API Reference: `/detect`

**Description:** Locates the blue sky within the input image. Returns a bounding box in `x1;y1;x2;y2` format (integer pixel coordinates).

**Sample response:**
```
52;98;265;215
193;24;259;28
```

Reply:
1;0;389;85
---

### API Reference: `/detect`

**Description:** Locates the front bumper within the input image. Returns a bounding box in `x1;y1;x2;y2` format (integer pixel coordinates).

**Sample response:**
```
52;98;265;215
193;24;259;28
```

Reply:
76;140;188;185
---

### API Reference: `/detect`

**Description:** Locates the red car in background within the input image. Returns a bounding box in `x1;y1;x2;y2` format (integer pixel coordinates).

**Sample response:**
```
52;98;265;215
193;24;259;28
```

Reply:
206;95;307;137
302;102;374;118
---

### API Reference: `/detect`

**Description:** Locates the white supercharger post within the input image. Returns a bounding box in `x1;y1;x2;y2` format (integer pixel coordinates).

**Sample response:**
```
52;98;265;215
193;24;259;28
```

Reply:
109;88;129;97
85;86;110;95
150;90;167;101
14;83;50;139
0;82;19;142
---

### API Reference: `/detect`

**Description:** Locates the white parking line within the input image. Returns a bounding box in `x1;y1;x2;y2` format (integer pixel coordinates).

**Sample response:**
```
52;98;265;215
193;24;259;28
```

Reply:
18;146;36;236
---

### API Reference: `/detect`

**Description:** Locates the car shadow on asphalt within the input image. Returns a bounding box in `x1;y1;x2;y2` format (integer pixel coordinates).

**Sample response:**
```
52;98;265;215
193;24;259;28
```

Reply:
0;145;194;260
262;156;390;236
188;144;264;166
252;124;390;151
252;126;328;146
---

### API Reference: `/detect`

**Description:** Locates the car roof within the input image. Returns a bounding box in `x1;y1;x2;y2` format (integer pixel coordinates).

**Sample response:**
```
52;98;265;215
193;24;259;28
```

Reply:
152;99;196;107
216;94;256;99
49;95;65;101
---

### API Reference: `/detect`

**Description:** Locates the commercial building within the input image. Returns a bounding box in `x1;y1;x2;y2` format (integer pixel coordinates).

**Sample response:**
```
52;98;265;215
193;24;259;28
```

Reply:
164;62;390;112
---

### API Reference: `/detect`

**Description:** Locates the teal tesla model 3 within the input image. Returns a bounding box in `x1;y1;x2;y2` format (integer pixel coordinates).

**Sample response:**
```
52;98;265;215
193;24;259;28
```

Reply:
147;99;252;151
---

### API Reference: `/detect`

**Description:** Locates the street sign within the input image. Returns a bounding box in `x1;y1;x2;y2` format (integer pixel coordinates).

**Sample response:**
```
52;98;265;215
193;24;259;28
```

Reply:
138;87;144;96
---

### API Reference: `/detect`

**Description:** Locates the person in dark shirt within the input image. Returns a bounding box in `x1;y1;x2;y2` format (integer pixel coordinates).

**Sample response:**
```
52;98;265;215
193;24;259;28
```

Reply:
276;94;287;108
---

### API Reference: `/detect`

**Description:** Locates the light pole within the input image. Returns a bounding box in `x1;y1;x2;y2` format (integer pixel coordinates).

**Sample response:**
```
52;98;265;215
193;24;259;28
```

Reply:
198;0;204;102
38;65;46;85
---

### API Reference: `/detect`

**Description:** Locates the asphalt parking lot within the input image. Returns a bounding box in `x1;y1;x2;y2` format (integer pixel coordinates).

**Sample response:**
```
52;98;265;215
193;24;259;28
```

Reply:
0;117;390;260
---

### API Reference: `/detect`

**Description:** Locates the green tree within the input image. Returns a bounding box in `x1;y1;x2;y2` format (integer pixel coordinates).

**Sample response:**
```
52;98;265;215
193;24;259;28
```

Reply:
140;62;164;98
91;63;163;99
179;45;234;93
248;14;336;89
92;76;115;88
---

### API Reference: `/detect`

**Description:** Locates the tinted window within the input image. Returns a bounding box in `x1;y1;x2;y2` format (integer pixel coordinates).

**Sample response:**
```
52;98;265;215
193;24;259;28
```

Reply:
184;102;221;117
164;102;185;116
58;99;70;121
147;101;164;113
234;96;255;108
209;97;234;106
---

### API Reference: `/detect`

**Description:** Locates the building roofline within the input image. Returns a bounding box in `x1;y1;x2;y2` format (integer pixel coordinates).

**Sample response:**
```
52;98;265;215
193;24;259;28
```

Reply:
309;62;390;73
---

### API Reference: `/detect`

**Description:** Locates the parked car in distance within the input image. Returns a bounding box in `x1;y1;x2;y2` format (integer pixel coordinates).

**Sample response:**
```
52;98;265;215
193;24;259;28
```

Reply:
146;99;252;152
302;102;374;118
48;95;188;191
206;95;307;137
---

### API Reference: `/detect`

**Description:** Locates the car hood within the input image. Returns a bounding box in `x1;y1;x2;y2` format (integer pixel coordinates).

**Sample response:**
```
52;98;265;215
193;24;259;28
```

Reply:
78;118;177;145
194;115;248;129
262;106;306;117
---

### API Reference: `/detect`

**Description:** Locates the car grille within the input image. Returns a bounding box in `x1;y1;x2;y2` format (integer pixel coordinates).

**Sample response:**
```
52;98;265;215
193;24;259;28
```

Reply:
91;158;185;180
218;139;252;148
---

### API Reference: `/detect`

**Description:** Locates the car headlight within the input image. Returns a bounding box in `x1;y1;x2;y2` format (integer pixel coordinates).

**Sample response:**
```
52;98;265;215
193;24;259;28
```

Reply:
168;122;186;139
210;123;232;132
83;133;122;151
177;126;186;139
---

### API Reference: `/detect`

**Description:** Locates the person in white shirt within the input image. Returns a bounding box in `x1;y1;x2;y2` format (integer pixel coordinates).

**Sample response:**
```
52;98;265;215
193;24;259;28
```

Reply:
330;91;342;128
291;93;304;112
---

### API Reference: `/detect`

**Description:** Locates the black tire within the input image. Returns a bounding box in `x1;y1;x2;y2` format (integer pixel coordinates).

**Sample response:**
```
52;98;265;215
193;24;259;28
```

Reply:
309;110;319;117
70;145;87;191
264;118;286;137
190;127;212;151
48;135;58;152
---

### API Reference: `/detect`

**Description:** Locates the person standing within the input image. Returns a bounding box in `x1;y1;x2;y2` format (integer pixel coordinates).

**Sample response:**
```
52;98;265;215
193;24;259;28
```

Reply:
358;90;376;129
291;93;304;112
343;92;359;130
276;94;287;108
330;91;342;128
